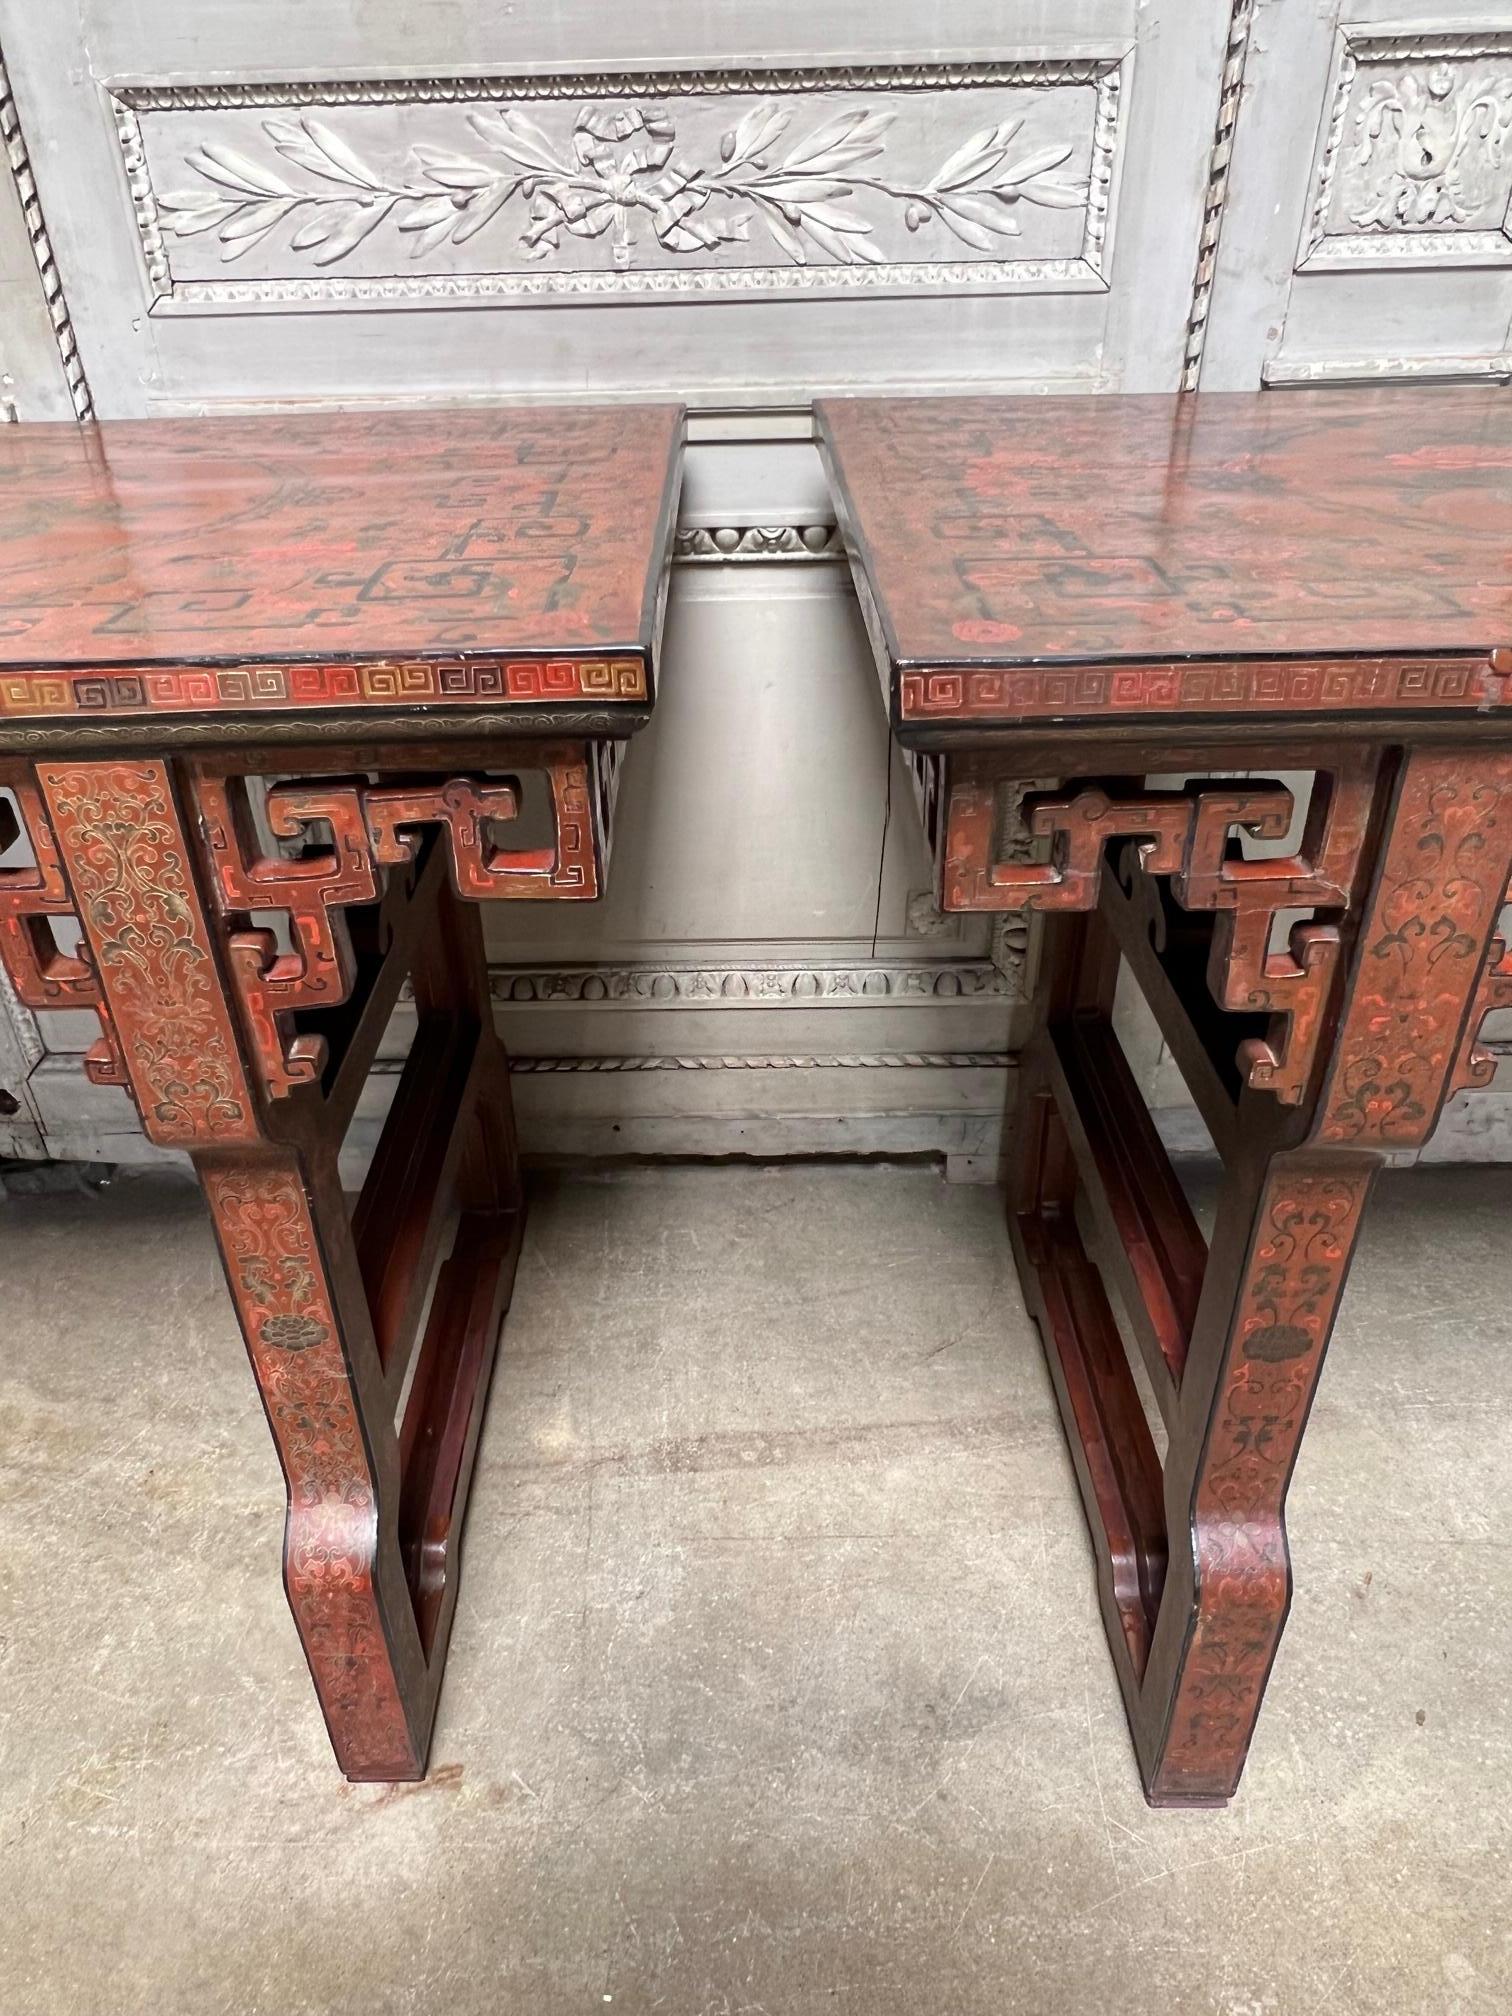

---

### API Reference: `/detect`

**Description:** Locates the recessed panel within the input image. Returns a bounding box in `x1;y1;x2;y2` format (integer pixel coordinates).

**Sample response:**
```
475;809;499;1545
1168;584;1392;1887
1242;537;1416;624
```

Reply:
113;63;1124;312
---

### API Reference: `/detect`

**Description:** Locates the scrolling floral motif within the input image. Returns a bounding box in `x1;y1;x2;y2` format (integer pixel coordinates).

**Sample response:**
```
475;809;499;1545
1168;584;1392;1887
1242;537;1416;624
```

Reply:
35;761;257;1144
1321;753;1512;1146
158;102;1084;272
201;1160;417;1777
1451;875;1512;1094
1158;1165;1372;1797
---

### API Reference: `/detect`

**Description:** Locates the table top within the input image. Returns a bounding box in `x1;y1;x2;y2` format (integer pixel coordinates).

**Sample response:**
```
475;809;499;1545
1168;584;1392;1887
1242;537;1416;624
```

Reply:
817;390;1512;730
0;404;683;740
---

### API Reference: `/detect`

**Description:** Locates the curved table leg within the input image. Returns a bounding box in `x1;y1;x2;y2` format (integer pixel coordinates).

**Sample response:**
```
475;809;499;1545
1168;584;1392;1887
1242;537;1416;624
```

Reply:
1139;1149;1374;1803
200;1146;431;1778
31;756;524;1779
1001;746;1512;1802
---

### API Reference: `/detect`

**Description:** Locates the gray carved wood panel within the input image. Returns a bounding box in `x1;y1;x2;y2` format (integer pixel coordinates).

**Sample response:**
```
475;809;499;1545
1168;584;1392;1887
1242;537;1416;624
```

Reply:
6;0;1512;1170
1201;2;1512;387
1;2;1231;412
119;68;1113;312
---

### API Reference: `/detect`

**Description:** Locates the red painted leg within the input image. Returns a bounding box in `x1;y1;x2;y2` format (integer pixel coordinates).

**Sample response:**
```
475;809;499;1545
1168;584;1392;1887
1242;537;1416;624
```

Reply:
200;1148;428;1777
1000;748;1512;1802
1137;1151;1374;1802
36;755;525;1779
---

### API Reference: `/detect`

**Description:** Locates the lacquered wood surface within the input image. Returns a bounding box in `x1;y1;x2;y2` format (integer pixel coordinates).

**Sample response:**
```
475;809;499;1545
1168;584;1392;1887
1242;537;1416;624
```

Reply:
0;405;683;727
818;390;1512;720
818;385;1512;1805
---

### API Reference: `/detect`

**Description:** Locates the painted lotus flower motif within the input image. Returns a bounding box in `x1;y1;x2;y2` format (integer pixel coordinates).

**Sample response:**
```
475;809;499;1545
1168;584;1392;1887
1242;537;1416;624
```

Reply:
1241;1322;1314;1364
258;1313;329;1352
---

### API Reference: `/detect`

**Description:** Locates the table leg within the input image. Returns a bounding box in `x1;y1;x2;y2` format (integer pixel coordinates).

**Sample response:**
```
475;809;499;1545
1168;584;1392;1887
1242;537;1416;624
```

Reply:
998;747;1512;1802
29;756;523;1778
198;1144;431;1777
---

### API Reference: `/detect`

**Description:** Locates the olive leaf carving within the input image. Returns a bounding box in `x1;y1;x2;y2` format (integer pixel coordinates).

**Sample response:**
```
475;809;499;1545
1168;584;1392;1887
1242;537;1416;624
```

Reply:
158;101;1087;269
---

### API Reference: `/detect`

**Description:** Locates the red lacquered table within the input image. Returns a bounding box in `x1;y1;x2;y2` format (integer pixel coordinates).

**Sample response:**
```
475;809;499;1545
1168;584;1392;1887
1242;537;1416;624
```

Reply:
819;389;1512;1805
0;405;683;1779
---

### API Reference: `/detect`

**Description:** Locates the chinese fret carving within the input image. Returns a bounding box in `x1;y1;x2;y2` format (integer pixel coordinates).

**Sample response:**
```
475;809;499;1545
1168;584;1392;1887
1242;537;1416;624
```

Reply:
898;656;1501;723
0;765;124;1087
1174;763;1376;1105
0;407;681;733
821;387;1512;1809
191;751;606;1104
0;657;648;727
944;774;1225;913
365;750;601;899
0;397;680;1791
195;773;379;1099
1148;748;1512;1799
943;763;1375;1105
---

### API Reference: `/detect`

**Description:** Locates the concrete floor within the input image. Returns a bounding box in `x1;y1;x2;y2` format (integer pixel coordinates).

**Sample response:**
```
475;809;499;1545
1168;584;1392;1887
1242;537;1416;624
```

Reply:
1;1161;1509;2016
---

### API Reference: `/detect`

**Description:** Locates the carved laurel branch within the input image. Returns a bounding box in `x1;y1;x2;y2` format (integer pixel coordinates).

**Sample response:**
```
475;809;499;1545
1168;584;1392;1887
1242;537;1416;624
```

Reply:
158;102;1084;271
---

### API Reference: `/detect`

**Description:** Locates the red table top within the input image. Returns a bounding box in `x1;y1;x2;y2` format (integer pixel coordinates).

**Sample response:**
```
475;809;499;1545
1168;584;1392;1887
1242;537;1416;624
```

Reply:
817;390;1512;728
0;404;683;729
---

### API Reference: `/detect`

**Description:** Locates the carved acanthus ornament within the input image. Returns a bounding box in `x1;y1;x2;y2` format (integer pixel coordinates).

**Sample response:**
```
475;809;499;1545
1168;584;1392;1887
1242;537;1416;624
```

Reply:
1352;63;1512;230
1300;33;1512;270
674;524;841;564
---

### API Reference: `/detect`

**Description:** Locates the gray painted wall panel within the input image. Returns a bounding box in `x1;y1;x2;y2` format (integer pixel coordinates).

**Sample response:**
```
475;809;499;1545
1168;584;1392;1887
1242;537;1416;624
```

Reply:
4;1;1511;1168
